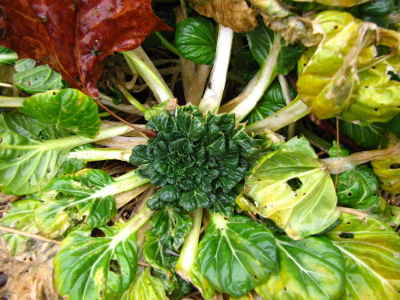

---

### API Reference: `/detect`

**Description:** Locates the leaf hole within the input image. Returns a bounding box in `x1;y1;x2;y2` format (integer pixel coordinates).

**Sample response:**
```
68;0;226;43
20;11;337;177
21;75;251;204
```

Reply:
347;192;352;197
0;272;8;288
52;92;56;96
283;287;287;292
338;232;354;239
390;164;400;169
346;222;351;225
333;25;339;30
374;108;378;112
90;228;105;237
109;259;121;275
287;177;302;191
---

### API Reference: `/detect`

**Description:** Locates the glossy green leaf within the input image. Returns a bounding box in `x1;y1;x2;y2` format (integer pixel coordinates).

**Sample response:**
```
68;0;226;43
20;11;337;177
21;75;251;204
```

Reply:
198;214;277;297
175;17;216;65
131;106;256;214
0;112;71;195
20;89;100;138
150;207;192;252
247;79;296;124
339;120;385;150
55;205;153;300
336;165;380;206
0;46;18;65
326;214;400;299
0;199;42;255
255;235;346;300
54;225;137;300
35;169;117;237
13;59;63;93
120;268;166;300
246;20;304;74
350;196;392;220
292;0;373;6
238;137;340;239
143;230;180;293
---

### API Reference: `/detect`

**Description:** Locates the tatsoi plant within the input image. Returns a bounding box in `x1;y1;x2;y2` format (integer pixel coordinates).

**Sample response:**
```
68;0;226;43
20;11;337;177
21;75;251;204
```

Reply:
130;105;259;215
1;0;400;299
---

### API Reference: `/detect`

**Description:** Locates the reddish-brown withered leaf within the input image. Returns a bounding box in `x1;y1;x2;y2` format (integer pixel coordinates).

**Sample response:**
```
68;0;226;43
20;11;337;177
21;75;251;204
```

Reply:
0;0;170;98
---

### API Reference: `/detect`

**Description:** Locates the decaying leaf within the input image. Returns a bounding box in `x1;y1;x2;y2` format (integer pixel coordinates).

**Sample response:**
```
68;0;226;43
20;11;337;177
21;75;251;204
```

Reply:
0;241;60;300
249;0;323;46
0;0;170;98
186;0;258;32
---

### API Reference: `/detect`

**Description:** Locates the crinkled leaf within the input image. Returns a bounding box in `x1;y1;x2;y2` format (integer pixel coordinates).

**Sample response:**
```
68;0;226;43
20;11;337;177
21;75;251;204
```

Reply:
175;17;216;65
0;46;18;65
13;59;63;94
143;230;180;293
247;78;296;124
371;135;400;193
150;207;192;252
20;89;100;138
336;165;380;206
249;0;323;46
255;235;346;300
35;169;117;237
0;112;71;195
339;120;385;150
0;199;42;255
298;11;400;120
340;60;400;125
238;137;340;239
0;0;170;98
198;214;277;297
326;214;400;299
131;106;256;214
120;268;166;300
54;224;137;300
186;0;258;32
246;21;304;74
231;50;259;81
350;196;392;220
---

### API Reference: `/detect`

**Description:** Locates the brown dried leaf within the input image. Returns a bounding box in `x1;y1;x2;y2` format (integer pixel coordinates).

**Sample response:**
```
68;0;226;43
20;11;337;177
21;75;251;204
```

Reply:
0;241;60;300
186;0;258;32
0;0;170;98
249;0;323;46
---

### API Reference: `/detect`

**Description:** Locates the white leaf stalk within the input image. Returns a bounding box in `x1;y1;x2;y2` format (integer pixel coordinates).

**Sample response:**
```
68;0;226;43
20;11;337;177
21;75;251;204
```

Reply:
246;97;310;134
122;47;174;103
67;148;133;162
198;25;234;114
220;35;281;122
176;208;203;281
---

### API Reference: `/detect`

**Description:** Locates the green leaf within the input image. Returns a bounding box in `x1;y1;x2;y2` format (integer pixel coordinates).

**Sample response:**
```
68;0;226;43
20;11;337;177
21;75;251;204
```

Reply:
20;89;100;138
143;230;180;293
0;199;42;255
246;79;296;124
150;207;192;252
0;46;18;65
0;112;71;195
255;235;346;300
326;214;400;299
175;17;216;65
238;137;340;239
120;268;167;300
336;165;380;206
246;20;304;74
14;59;63;93
54;225;137;300
198;214;277;297
35;169;117;237
339;120;385;150
55;206;153;300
